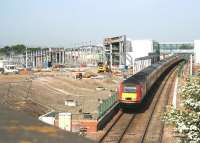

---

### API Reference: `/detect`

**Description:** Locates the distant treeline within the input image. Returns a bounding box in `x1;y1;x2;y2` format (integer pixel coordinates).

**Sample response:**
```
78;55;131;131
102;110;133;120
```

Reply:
0;44;41;56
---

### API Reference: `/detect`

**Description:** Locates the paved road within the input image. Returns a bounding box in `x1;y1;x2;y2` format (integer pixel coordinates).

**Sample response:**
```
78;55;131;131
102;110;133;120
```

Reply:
0;104;96;143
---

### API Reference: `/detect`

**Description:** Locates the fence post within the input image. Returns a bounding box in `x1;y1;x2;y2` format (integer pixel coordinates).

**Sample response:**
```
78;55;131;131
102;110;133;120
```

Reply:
98;106;101;119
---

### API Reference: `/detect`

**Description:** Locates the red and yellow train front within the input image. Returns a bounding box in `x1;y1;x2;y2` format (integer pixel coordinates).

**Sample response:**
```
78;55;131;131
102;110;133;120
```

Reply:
119;82;142;104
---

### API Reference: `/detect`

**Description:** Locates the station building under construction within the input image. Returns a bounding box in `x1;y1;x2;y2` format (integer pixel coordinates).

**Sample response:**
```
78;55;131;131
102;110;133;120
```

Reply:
2;35;200;70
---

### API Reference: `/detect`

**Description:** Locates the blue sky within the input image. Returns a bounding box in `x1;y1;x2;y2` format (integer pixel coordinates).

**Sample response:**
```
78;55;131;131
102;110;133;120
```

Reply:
0;0;200;48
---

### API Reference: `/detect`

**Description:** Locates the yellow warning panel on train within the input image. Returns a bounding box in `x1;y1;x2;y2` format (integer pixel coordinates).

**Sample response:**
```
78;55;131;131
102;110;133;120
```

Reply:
122;93;136;100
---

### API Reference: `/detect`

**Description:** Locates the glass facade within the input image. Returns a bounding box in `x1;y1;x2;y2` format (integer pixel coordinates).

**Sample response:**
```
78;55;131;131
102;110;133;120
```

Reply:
159;43;194;54
153;41;160;54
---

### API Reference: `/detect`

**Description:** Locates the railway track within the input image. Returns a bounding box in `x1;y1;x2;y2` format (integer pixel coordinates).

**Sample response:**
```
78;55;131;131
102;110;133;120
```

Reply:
120;67;177;143
138;68;177;143
99;112;135;143
99;66;178;143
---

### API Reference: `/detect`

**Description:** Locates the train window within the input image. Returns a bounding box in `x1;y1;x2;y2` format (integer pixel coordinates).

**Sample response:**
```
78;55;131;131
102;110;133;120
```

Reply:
123;86;136;93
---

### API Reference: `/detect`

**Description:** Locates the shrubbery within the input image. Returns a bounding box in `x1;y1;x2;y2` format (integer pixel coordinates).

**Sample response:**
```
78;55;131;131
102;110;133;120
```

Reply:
164;77;200;143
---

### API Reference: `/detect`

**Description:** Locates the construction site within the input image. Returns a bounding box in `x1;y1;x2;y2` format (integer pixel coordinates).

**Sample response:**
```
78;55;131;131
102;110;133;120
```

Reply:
0;36;127;134
1;35;200;142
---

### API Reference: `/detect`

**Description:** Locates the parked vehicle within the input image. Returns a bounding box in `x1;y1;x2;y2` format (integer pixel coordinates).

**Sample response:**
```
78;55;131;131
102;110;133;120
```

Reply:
0;60;5;73
97;62;110;73
2;65;18;74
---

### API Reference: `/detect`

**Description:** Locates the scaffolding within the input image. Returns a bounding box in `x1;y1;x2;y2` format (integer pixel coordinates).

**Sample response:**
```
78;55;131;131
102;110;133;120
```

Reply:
104;35;126;68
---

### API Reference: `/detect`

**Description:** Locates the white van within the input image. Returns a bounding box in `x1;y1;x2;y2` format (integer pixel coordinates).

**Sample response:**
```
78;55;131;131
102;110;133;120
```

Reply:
3;65;18;74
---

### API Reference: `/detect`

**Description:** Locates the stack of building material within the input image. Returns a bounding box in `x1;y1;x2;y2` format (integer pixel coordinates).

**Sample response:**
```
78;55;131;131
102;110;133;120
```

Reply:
83;71;96;78
72;72;83;79
19;68;29;75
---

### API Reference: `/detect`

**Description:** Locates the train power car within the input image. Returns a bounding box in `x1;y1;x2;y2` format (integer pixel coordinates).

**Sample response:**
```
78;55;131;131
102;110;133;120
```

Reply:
118;55;182;105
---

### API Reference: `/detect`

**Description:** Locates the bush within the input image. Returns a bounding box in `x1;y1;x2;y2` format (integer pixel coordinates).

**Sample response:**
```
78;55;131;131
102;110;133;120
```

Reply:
164;77;200;143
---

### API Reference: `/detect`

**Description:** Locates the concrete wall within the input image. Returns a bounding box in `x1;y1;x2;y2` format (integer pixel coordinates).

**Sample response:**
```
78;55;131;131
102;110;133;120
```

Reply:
131;40;154;60
39;116;55;125
126;40;155;66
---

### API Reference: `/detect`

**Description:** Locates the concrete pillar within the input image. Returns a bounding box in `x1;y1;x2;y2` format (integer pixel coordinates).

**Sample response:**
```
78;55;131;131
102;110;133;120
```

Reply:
110;44;112;69
63;51;65;64
33;51;35;68
50;48;52;64
59;51;61;64
194;40;200;64
119;42;122;65
25;47;28;68
38;50;40;67
38;50;40;68
55;52;58;64
90;46;92;65
36;50;38;68
44;49;46;63
58;51;59;64
37;50;39;67
46;49;49;62
30;51;32;68
50;50;52;66
41;50;43;67
43;49;45;63
69;50;71;64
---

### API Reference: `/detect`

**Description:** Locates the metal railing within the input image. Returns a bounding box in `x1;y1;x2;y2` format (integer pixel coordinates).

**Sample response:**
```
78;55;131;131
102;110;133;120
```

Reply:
97;93;118;120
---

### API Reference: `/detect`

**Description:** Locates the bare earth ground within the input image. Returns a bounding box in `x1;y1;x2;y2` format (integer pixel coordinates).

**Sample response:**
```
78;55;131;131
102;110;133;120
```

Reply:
0;69;119;118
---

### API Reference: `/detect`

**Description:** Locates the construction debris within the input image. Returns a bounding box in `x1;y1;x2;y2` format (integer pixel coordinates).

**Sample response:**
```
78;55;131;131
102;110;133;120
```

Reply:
83;71;97;78
74;72;83;79
65;100;77;107
96;87;105;91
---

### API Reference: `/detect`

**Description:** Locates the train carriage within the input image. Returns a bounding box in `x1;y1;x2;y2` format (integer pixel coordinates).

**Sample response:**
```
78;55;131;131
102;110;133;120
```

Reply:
119;71;147;104
118;55;183;105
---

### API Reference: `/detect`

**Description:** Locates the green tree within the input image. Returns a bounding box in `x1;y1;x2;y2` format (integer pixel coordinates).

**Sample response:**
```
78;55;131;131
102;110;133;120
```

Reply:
11;44;26;54
0;44;26;56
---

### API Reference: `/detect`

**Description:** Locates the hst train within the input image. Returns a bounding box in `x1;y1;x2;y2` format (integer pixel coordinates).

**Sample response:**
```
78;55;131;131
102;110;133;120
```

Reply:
118;56;183;104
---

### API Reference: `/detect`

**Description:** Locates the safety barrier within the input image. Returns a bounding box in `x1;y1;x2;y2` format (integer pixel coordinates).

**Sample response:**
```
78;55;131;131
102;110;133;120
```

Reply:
97;93;118;120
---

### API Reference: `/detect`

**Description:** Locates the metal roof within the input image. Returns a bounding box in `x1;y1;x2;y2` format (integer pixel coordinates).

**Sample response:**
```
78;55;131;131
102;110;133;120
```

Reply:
123;58;169;84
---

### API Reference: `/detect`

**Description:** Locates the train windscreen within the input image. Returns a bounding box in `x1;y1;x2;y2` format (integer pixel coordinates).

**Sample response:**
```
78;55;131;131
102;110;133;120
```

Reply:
123;86;136;93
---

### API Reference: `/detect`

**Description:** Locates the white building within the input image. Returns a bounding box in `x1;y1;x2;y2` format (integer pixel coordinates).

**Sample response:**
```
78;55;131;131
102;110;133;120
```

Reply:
126;40;159;66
